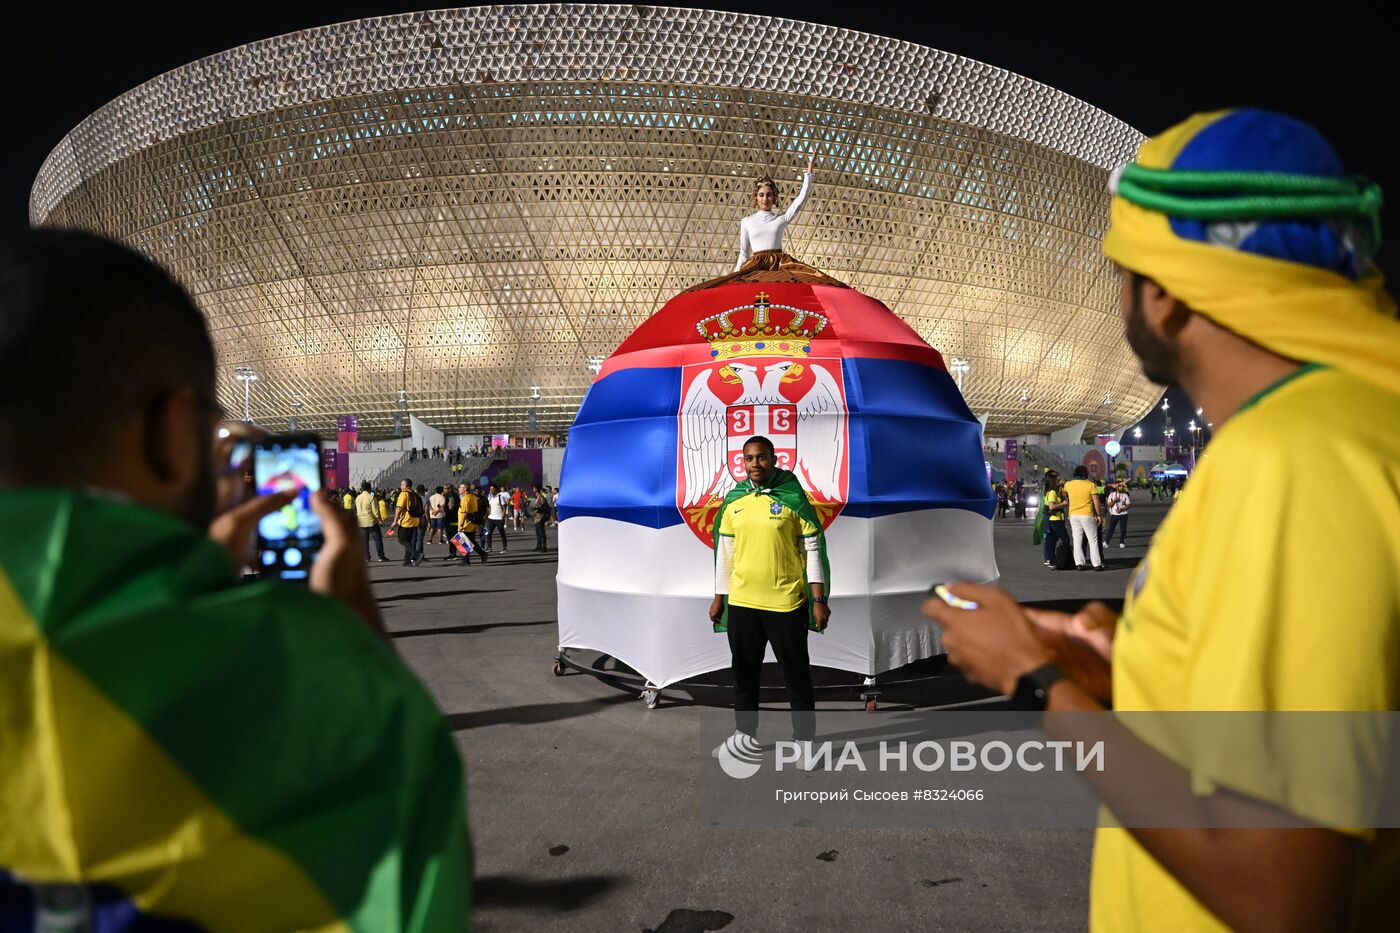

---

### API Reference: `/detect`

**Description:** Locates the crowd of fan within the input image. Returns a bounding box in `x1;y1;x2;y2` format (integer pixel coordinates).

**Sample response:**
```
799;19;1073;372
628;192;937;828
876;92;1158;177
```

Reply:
328;480;559;566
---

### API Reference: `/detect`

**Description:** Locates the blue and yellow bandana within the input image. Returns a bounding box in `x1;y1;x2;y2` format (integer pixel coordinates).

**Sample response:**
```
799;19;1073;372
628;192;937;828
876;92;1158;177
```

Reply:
1103;109;1400;396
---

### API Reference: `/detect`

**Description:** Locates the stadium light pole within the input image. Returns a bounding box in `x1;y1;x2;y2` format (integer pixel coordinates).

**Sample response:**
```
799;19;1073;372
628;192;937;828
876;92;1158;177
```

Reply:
234;366;258;422
950;356;970;393
1019;387;1030;474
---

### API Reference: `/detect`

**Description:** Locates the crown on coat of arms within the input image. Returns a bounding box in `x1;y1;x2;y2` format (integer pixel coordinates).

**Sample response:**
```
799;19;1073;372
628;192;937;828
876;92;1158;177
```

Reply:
696;292;830;360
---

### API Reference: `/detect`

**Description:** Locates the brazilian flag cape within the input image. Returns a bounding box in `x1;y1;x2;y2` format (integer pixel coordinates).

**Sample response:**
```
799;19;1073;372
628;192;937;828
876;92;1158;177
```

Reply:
0;489;469;931
1032;498;1047;546
710;469;831;634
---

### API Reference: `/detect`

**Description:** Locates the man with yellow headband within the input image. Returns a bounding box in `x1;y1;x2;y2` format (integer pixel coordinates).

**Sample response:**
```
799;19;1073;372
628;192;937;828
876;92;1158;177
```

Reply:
924;110;1399;931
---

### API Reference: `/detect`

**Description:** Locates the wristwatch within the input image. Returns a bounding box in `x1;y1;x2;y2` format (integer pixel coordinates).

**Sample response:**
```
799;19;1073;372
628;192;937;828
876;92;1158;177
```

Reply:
812;596;829;605
1009;662;1065;711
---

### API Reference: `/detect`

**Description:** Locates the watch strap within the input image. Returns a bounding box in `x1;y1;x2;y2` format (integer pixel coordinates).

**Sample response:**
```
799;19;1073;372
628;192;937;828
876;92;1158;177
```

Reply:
1012;662;1065;711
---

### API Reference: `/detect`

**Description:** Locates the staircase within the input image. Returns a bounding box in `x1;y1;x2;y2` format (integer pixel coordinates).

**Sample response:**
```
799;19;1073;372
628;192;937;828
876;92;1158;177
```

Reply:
371;453;501;492
1022;445;1079;481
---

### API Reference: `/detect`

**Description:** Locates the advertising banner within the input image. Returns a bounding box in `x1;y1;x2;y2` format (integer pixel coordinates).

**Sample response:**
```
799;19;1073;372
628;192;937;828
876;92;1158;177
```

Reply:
336;415;359;453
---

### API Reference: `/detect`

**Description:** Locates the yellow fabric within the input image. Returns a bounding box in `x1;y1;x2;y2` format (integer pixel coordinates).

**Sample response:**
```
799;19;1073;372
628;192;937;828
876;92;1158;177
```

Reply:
1090;367;1400;932
717;491;819;612
395;490;420;528
1044;489;1064;521
354;490;378;528
342;493;353;510
1063;479;1097;516
0;572;347;931
377;498;389;522
458;494;478;533
1102;111;1400;397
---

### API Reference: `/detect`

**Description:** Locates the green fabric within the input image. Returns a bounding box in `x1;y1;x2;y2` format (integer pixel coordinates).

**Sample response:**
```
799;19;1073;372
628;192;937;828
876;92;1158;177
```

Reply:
1237;362;1326;415
1116;163;1383;250
0;488;470;932
711;469;830;634
1032;498;1046;546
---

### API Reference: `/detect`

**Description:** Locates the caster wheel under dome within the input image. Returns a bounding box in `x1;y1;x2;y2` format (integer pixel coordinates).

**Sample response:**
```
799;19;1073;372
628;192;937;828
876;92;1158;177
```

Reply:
641;688;660;709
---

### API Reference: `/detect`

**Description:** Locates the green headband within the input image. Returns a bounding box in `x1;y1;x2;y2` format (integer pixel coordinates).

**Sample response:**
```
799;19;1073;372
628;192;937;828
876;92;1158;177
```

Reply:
1111;162;1383;251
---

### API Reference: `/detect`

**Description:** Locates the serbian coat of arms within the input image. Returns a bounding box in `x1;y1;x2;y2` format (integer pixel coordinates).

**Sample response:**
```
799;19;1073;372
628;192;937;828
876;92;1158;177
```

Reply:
676;292;849;547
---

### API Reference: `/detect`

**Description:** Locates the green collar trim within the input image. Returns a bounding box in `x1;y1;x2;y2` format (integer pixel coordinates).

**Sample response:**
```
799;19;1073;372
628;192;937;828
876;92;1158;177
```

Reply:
1236;362;1326;415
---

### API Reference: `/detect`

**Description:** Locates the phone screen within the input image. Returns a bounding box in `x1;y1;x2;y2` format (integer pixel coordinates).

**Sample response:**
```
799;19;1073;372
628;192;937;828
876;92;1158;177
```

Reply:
254;435;324;581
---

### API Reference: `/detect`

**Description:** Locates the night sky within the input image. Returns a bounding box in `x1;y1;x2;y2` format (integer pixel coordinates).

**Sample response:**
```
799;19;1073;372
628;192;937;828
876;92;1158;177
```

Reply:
5;1;1395;439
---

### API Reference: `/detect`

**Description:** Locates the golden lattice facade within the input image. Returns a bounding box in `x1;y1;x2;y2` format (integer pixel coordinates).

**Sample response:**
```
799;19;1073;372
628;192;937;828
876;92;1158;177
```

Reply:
30;4;1159;438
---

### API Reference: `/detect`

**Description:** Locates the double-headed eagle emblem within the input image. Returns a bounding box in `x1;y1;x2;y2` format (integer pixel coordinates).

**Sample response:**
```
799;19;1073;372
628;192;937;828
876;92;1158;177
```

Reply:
676;292;847;544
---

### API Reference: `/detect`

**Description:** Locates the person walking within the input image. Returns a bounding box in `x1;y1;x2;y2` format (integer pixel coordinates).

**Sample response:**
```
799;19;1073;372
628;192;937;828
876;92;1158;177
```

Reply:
1104;481;1132;548
454;483;486;565
441;484;460;561
483;483;509;553
392;479;424;566
1063;465;1104;570
426;486;447;546
709;436;830;762
355;480;388;562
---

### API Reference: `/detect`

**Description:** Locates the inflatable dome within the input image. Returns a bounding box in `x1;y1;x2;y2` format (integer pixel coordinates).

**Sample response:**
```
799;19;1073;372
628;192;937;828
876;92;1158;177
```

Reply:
557;269;997;688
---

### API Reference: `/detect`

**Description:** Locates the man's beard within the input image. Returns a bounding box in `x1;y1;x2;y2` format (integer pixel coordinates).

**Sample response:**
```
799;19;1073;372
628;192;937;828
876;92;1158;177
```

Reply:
1124;283;1181;386
174;432;218;530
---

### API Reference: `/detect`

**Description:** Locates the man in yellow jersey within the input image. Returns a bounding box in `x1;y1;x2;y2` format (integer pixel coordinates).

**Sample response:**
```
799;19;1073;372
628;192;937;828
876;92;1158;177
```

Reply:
454;482;486;566
1063;465;1105;571
392;477;423;566
709;436;830;759
924;110;1399;931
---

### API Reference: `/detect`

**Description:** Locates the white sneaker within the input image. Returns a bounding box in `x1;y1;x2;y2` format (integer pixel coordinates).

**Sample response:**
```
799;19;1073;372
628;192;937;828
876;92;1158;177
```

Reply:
1118;542;1125;548
712;730;763;759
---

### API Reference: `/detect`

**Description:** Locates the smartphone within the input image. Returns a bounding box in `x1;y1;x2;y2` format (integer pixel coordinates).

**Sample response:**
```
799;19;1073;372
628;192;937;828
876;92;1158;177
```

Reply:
253;433;324;582
929;583;979;611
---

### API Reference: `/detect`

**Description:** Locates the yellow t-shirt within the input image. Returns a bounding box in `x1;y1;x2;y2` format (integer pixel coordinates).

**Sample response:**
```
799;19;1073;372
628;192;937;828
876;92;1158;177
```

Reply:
458;494;478;533
377;499;389;522
395;490;420;528
1063;478;1097;516
1090;366;1400;932
718;489;820;612
342;493;354;510
1044;488;1065;521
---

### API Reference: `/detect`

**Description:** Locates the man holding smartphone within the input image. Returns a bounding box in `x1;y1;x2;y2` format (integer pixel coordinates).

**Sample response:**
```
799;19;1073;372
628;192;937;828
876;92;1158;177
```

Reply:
0;229;468;929
923;111;1399;932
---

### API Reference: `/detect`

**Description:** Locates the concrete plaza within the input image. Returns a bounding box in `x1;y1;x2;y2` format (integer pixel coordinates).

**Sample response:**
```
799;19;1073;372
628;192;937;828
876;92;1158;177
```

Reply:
374;503;1168;932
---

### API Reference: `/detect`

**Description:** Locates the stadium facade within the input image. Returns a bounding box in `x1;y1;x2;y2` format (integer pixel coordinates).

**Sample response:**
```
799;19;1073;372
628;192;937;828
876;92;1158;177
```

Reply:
31;4;1158;438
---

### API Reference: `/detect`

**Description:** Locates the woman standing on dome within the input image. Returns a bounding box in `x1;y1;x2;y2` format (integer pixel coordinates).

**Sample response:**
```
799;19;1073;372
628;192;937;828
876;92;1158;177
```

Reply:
736;151;815;271
688;151;841;291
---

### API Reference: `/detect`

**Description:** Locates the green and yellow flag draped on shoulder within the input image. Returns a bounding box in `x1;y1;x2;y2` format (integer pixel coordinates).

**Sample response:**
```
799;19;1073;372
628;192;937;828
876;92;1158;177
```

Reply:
0;489;469;931
710;468;831;634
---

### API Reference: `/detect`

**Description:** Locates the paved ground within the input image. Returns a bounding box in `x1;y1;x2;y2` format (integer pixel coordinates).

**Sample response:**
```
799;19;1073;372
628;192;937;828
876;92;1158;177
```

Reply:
373;504;1170;932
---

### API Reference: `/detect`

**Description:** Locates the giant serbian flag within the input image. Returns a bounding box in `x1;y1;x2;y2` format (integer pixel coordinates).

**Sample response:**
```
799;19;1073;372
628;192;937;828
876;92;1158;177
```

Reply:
557;279;997;688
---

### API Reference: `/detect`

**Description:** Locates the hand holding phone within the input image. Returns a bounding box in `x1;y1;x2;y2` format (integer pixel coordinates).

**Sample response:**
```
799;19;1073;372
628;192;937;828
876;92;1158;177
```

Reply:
253;433;325;582
929;583;979;611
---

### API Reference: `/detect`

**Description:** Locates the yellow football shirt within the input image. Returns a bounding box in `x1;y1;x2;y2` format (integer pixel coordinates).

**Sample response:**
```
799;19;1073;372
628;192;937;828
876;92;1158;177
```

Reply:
718;489;820;612
1044;488;1065;521
395;490;420;528
1090;365;1400;932
1064;478;1097;516
458;494;478;533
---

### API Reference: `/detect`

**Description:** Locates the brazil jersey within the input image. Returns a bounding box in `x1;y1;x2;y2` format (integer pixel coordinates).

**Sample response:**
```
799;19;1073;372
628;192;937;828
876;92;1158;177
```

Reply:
718;489;820;612
1091;365;1400;932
